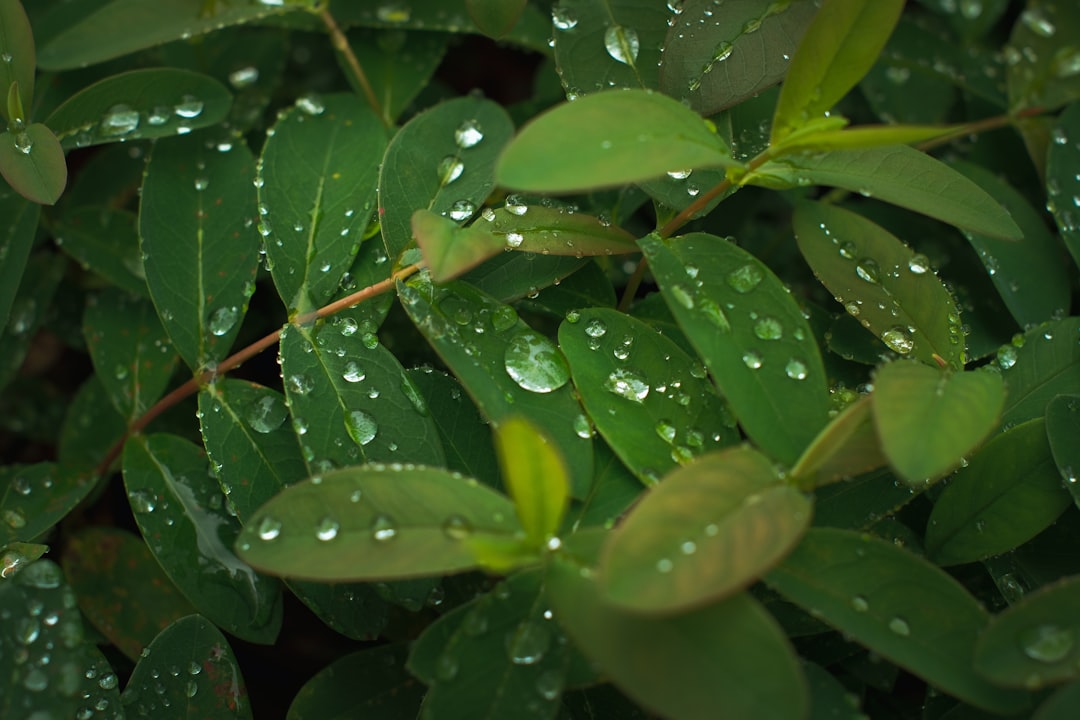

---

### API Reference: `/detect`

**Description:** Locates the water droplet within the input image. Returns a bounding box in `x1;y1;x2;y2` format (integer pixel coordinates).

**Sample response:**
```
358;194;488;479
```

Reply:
174;94;204;119
604;25;640;65
881;326;915;355
454;119;484;148
442;514;473;540
851;595;869;612
371;513;397;542
247;394;287;433
505;231;524;248
345;409;378;446
13;132;32;154
670;284;694;309
888;616;910;636
490;306;518;332
506;621;551;665
656;557;673;573
342;362;366;383
726;263;764;293
3;509;26;528
855;258;880;283
129;490;157;514
573;414;593;439
584;318;607;338
315;516;340;541
288;374;314;395
448;199;476;221
742;351;763;369
908;254;930;274
208;306;238;336
1020;8;1055;37
655;419;677;444
535;669;563;701
257;515;282;541
504;194;528;215
504;331;571;393
667;169;692;180
754;316;783;341
552;6;578;30
785;358;808;380
1020;624;1074;662
296;93;325;115
605;368;650;402
228;66;259;88
438;155;464;185
99;673;118;690
147;105;171;125
101;104;140;136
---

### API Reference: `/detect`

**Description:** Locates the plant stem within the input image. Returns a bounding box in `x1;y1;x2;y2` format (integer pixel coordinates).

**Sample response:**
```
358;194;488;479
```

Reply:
319;6;389;129
916;106;1044;153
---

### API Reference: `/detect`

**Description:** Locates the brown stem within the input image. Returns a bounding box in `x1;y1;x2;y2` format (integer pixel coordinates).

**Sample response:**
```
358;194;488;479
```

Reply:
319;6;389;128
916;106;1045;153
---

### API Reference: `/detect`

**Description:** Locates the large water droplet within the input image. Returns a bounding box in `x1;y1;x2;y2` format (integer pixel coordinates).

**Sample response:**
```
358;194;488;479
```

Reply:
605;367;650;402
342;362;366;383
454;119;484;149
552;6;578;30
208;306;239;336
1020;624;1074;663
448;199;476;222
371;513;397;542
604;25;640;65
247;394;287;433
288;374;314;395
438;155;464;185
888;616;910;636
504;331;571;393
881;326;915;355
753;316;783;341
785;358;808;380
908;254;930;274
315;516;340;542
345;409;378;446
257;515;282;541
13;132;32;154
855;258;880;284
584;318;607;338
506;621;551;665
129;490;157;514
442;514;473;540
726;263;763;293
174;95;204;119
101;104;140;137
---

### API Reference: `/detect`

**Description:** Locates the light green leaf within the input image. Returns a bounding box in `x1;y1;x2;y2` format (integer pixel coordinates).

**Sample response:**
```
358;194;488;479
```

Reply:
0;124;67;205
558;307;738;484
600;446;810;614
412;208;504;283
925;418;1071;566
45;68;233;149
873;361;1004;486
1006;2;1080;111
139;135;260;371
495;417;569;547
1046;395;1080;508
466;0;526;38
1047;103;1080;270
998;317;1080;428
288;644;423;720
478;204;639;257
766;528;1032;714
0;186;38;327
640;232;829;466
791;395;887;489
236;465;523;581
775;123;959;154
497;89;739;193
772;0;905;142
258;92;385;313
793;201;965;369
0;0;34;123
52;207;147;297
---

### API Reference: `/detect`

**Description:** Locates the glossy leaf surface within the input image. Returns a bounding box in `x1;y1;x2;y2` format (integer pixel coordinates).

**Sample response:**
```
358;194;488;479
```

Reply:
0;0;34;122
466;0;526;38
791;395;887;489
1;463;95;546
495;417;569;546
0;123;67;205
1006;1;1080;111
1046;394;1080;508
998;318;1080;428
478;204;639;257
1047;103;1080;269
411;208;504;283
0;187;39;329
288;643;423;719
53;207;146;297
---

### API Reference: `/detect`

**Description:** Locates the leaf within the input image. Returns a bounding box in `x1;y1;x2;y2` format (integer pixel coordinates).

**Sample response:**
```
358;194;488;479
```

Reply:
0;124;67;205
257;92;386;313
1036;682;1080;720
640;232;829;466
495;417;569;546
236;465;523;581
481;204;639;258
925;418;1072;566
772;0;905;142
600;446;810;614
0;541;46;580
947;159;1071;328
1006;2;1080;112
791;395;888;489
998;318;1080;429
122;433;283;644
61;527;195;661
44;68;233;149
558;307;738;484
36;0;303;70
766;528;1032;714
497;89;740;193
398;277;594;497
124;614;253;719
873;361;1004;486
569;440;644;530
1046;395;1080;508
751;145;1023;240
659;0;817;115
53;207;147;297
139;134;260;371
1047;103;1080;269
974;576;1080;690
466;0;526;38
379;94;513;260
0;252;64;393
547;541;808;720
462;251;588;304
57;375;127;476
519;260;617;319
288;644;424;720
1;462;96;545
793;201;965;369
0;0;34;123
776;123;961;154
83;288;178;421
0;186;38;327
412;208;504;282
345;28;448;125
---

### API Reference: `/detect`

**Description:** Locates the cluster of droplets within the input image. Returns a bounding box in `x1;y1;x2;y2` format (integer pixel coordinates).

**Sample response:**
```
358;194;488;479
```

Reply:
84;94;205;147
438;118;485;221
119;645;226;716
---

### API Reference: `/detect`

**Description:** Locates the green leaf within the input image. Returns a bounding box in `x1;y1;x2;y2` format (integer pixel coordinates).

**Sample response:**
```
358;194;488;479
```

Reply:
122;433;283;644
0;0;34;123
569;440;644;531
236;465;523;581
398;277;594;497
497;89;739;193
61;527;195;661
83;288;178;421
998;318;1080;429
659;0;817;115
1047;103;1080;269
277;311;446;472
925;418;1072;566
520;260;616;319
0;186;38;328
0;124;67;205
36;0;303;70
1036;683;1080;719
947;159;1071;328
1;462;96;545
547;544;808;720
1046;395;1080;508
288;643;423;720
794;201;965;369
462;251;589;304
53;207;147;297
345;28;448;126
775;123;960;154
640;232;829;466
57;375;127;476
481;205;639;257
1006;2;1080;112
379;94;513;260
791;395;888;489
124;614;253;719
751;145;1023;240
974;576;1080;690
0;252;64;393
772;0;905;142
558;307;738;484
139;134;260;371
0;541;46;580
44;68;233;149
766;527;1032;713
257;92;385;313
412;208;504;283
873;361;1004;486
600;446;811;614
495;417;569;547
466;0;525;38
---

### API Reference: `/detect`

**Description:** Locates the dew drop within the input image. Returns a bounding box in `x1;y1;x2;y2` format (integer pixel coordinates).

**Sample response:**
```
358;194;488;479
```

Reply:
228;66;259;88
208;306;239;336
742;351;763;369
604;367;650;403
667;169;692;180
490;306;518;332
438;156;464;185
855;258;880;284
442;514;473;540
785;358;808;380
174;95;204;119
996;345;1018;369
881;326;915;355
13;132;32;154
505;231;525;248
454;119;484;148
129;490;157;514
726;263;764;293
504;195;528;215
257;516;282;541
1020;624;1074;663
753;316;783;341
584;318;607;338
503;331;570;393
655;419;677;444
448;199;476;221
371;513;397;542
552;6;578;31
656;557;673;573
851;595;869;612
573;414;593;439
288;374;314;395
3;509;26;528
345;409;378;446
507;621;551;665
604;25;640;66
342;362;366;383
908;253;930;274
296;93;325;115
888;616;910;636
315;516;340;541
535;669;563;701
247;394;287;433
101;104;140;137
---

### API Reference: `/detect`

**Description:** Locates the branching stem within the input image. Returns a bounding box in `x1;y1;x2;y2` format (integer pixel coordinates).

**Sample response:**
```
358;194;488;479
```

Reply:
318;6;389;128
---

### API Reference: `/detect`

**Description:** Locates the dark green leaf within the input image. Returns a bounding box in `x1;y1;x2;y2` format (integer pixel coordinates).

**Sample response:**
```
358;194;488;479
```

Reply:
766;528;1032;713
640;232;829;466
0;541;46;580
236;465;522;581
0;252;64;393
1;462;96;544
497;89;739;193
495;417;570;546
57;375;126;476
660;0;816;115
122;433;283;644
462;251;588;304
600;446;810;614
1046;395;1080;508
345;28;448;125
53;207;147;297
925;418;1071;566
569;440;644;531
288;644;423;720
466;0;525;38
803;660;867;720
772;0;905;142
0;0;34;123
139;134;260;371
257;92;385;313
1047;103;1080;270
0;124;67;205
1035;682;1080;719
45;68;233;149
519;260;616;320
558;307;738;484
0;186;38;327
791;395;888;489
873;362;1004;486
1006;3;1080;111
123;614;253;719
998;318;1080;429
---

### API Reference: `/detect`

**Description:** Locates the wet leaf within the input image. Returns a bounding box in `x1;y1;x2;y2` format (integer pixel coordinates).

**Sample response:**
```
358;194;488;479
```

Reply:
0;252;64;393
1046;394;1080;508
497;89;740;193
558;307;738;484
45;68;232;149
998;318;1080;428
466;0;526;38
925;418;1071;566
519;260;616;320
1047;103;1080;269
0;541;46;580
345;28;448;125
478;205;639;257
53;207;147;297
1005;1;1080;111
640;232;829;466
0;123;67;205
495;417;569;547
0;186;39;328
1034;682;1080;719
0;0;34;123
461;251;588;304
288;643;423;719
569;440;644;531
258;92;385;313
139;134;260;371
766;528;1032;714
791;395;888;489
122;433;283;644
1;462;95;545
412;208;504;282
236;464;523;581
57;375;127;476
600;446;810;614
